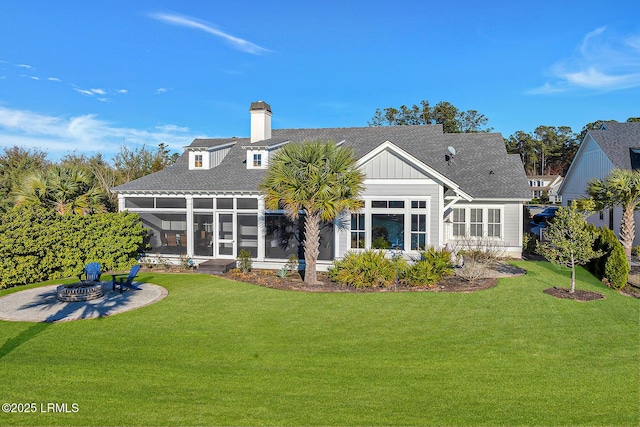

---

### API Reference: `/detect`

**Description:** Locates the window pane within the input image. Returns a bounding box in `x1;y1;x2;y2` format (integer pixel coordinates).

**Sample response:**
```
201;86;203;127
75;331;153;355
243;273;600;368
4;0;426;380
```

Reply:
453;208;465;223
470;224;483;237
371;201;387;208
388;201;405;209
471;208;482;223
372;214;404;249
237;198;258;210
193;198;213;209
156;198;186;209
237;214;258;257
411;200;427;209
351;213;364;230
217;198;233;209
125;197;154;209
138;213;187;255
351;232;365;249
411;233;426;251
265;215;301;259
264;214;334;260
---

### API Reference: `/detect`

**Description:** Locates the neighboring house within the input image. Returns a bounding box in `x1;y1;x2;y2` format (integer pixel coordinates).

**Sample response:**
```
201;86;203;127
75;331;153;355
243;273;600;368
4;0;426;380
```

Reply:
112;101;531;269
527;175;563;202
559;121;640;245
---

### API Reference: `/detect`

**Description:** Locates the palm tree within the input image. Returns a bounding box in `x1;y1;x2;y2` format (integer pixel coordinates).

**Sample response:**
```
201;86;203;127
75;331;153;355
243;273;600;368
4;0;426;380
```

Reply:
12;165;107;215
259;141;364;284
587;168;640;259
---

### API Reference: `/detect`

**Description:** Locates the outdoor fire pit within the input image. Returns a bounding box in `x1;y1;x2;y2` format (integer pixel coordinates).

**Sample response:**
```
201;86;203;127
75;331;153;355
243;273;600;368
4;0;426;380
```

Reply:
56;282;104;302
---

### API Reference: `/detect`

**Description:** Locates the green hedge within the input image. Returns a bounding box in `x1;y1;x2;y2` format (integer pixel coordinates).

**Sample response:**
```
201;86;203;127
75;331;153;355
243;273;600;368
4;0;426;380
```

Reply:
0;207;147;288
586;225;629;290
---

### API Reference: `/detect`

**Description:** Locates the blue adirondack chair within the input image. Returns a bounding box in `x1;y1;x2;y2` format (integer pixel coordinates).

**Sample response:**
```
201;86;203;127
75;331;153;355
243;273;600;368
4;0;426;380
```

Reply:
112;264;141;293
78;262;101;283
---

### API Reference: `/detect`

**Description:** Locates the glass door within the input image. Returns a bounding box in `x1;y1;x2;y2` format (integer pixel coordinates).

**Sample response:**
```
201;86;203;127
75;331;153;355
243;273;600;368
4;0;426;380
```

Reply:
216;213;235;258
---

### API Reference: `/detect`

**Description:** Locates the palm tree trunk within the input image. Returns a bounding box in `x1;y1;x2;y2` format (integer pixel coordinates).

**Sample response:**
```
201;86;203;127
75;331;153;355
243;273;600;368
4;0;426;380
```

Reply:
303;212;321;285
620;205;635;260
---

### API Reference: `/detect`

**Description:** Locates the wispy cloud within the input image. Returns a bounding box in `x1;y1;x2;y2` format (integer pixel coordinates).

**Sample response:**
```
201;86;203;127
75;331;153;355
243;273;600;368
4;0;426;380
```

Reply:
156;87;169;94
0;106;192;159
48;77;62;82
150;12;272;55
530;27;640;94
73;87;123;101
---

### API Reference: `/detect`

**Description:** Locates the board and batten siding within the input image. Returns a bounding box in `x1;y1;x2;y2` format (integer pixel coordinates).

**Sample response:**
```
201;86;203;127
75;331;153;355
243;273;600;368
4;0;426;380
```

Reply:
360;149;428;179
210;146;233;168
561;135;614;204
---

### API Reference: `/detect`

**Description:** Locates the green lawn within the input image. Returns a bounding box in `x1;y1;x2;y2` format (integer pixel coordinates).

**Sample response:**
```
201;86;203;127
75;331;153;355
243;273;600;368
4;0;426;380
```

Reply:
0;261;638;426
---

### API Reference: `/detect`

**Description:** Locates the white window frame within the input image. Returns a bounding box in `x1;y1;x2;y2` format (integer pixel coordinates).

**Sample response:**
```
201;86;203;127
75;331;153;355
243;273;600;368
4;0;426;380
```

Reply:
348;197;430;252
450;205;504;240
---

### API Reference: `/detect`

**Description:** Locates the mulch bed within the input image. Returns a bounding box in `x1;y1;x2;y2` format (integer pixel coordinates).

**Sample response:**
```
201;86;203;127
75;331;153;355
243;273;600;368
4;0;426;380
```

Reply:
543;287;605;302
223;269;498;293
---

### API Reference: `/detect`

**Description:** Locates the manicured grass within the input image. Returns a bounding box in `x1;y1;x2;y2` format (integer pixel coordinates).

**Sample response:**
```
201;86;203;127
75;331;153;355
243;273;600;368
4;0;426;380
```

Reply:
0;261;638;426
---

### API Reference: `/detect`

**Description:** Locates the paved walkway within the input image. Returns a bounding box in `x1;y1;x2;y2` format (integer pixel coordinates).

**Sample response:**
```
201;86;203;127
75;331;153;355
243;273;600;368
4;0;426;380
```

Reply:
0;282;168;323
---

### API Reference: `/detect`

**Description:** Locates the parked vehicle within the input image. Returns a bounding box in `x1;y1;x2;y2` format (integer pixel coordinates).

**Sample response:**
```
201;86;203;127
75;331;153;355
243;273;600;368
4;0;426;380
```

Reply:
531;206;559;224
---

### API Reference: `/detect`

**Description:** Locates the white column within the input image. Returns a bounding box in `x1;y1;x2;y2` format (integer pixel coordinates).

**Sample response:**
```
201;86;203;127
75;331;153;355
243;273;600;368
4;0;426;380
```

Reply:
186;196;194;258
257;197;265;261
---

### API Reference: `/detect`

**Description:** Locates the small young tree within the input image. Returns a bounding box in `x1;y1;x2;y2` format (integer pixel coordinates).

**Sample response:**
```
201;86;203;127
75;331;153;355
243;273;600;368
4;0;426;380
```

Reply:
537;206;602;293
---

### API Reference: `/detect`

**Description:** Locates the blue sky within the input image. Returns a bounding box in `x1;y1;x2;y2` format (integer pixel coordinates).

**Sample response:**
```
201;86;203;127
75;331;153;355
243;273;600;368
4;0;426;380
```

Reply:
1;0;639;160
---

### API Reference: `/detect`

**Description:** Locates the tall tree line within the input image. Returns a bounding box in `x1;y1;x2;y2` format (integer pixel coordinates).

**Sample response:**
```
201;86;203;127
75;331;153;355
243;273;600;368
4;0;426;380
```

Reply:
370;100;639;176
0;143;178;214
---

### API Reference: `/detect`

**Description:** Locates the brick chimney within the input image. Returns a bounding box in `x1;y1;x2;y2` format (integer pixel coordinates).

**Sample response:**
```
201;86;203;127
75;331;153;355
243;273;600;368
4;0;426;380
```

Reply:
250;100;272;143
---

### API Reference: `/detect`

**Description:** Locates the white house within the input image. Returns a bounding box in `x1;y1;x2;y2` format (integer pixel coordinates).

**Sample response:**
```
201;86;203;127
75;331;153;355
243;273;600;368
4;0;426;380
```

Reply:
112;101;531;269
559;121;640;245
527;175;563;202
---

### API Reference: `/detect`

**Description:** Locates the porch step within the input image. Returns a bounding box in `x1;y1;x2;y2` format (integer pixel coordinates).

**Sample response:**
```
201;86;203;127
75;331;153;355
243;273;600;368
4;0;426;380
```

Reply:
197;259;237;275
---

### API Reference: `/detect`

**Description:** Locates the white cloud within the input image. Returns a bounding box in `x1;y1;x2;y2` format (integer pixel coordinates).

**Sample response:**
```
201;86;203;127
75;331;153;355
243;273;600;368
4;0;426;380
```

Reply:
531;27;640;94
0;106;192;159
117;89;128;94
74;88;95;96
156;87;168;94
91;88;106;95
155;124;189;133
17;64;33;69
150;12;272;55
48;77;62;82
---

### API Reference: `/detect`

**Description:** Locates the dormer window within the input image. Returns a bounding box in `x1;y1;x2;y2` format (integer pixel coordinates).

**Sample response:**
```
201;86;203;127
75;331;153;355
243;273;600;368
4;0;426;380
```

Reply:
246;148;268;169
194;154;203;168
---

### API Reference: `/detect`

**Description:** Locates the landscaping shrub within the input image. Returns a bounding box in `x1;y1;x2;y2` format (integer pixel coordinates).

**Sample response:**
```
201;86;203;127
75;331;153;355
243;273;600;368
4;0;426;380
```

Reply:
522;231;539;254
328;250;400;288
586;225;629;290
0;206;147;288
405;248;454;286
237;249;253;273
329;248;453;288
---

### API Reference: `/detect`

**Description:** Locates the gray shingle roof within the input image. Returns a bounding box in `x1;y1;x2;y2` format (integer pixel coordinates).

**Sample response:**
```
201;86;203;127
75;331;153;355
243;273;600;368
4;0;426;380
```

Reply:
588;122;640;170
112;125;531;199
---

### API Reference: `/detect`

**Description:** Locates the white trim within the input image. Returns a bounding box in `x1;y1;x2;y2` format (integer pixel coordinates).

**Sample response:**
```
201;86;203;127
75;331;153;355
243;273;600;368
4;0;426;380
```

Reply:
444;196;462;212
184;142;236;151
